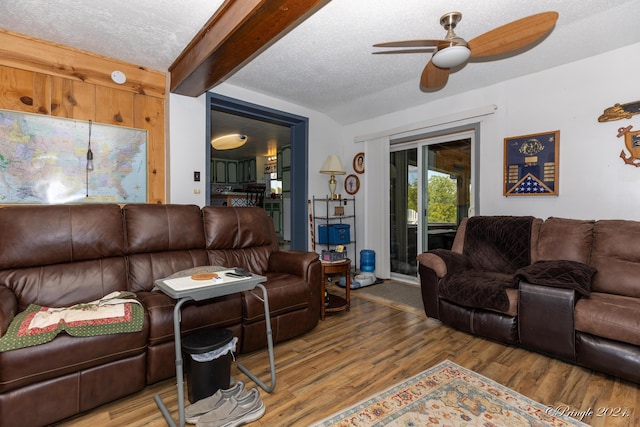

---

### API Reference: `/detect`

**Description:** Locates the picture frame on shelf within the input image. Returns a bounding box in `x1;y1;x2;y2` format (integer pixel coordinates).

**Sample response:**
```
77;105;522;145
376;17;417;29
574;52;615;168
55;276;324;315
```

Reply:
345;174;360;195
353;152;365;174
504;130;559;196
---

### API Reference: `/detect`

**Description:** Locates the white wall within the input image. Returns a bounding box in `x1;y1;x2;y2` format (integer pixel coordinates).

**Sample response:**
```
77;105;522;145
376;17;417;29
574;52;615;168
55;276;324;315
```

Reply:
167;93;207;205
169;86;345;207
169;43;640;255
343;43;640;222
168;84;345;251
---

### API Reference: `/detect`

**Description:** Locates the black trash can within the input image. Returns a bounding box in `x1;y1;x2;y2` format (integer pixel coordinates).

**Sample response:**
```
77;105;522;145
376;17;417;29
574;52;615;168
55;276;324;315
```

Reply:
182;328;235;403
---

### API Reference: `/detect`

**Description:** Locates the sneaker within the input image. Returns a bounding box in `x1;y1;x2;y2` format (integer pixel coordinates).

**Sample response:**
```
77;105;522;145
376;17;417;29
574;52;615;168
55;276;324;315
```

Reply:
196;388;265;427
184;382;246;424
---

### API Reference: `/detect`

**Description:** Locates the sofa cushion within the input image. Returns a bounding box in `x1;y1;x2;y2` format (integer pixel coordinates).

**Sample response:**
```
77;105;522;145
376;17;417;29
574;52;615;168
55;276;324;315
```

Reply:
463;216;534;273
0;292;143;352
0;316;148;393
0;259;129;313
137;291;242;346
439;270;517;315
127;251;210;293
534;217;594;263
0;204;128;310
202;207;277;274
0;204;125;270
590;219;640;298
124;204;209;293
575;292;640;346
124;204;206;254
243;272;310;323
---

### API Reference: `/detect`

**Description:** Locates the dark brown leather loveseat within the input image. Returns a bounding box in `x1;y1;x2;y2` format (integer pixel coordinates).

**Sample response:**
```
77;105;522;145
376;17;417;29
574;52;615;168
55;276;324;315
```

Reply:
0;204;321;427
418;215;640;385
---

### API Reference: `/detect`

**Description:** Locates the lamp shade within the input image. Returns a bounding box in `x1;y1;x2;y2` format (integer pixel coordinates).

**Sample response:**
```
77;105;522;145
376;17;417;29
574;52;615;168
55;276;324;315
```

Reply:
319;155;346;175
211;134;247;150
431;45;471;68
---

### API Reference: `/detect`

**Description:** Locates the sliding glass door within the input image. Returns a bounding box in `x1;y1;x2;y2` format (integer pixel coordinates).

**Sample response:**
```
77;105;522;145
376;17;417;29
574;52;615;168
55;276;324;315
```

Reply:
422;137;472;253
390;131;473;279
390;148;418;276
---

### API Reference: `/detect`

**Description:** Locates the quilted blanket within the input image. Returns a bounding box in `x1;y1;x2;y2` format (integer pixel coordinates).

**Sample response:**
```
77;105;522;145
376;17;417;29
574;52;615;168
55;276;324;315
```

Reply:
463;216;534;273
435;216;534;312
439;270;515;313
515;260;597;296
0;291;144;352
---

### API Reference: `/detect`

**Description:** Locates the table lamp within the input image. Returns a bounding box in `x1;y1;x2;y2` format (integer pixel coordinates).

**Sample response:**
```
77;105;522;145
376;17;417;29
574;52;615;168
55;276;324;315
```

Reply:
320;155;346;199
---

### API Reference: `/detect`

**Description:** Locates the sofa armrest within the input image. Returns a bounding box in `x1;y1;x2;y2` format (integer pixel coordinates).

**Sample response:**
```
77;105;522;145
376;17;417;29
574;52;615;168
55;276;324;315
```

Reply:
268;250;320;281
417;249;470;278
519;282;576;360
0;286;18;336
417;249;472;320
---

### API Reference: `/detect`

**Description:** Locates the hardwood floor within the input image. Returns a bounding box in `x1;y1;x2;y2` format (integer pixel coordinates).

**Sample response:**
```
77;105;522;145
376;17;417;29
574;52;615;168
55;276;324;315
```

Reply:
56;290;638;426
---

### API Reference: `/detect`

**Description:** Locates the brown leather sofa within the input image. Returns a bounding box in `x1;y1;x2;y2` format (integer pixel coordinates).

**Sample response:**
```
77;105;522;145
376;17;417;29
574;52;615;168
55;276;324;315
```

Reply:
0;204;321;427
418;215;640;385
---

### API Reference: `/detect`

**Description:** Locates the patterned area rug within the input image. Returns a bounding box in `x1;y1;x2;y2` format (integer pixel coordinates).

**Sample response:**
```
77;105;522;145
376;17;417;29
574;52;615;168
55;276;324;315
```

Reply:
312;360;589;427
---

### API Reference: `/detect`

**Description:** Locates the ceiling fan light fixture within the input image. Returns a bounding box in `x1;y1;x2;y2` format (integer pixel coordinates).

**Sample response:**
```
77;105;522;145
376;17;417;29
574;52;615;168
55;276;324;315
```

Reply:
211;133;248;150
431;45;471;69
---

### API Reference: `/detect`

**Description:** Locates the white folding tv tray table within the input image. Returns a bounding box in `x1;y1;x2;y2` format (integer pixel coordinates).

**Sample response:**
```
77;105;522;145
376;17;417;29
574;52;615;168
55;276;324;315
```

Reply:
153;267;276;427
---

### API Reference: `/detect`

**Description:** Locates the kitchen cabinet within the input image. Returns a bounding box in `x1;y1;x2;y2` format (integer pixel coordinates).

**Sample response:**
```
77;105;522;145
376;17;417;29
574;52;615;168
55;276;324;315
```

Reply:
227;161;237;183
212;159;238;184
278;145;291;197
213;159;227;183
282;169;291;193
255;157;266;183
238;158;257;183
281;145;291;168
263;199;283;238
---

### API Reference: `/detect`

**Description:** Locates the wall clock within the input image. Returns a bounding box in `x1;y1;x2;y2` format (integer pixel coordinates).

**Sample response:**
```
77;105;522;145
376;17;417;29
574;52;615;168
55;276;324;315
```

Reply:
344;174;360;195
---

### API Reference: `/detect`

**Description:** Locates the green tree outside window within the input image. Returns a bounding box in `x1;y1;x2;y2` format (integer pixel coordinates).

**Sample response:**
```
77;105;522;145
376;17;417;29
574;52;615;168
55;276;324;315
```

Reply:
428;175;457;223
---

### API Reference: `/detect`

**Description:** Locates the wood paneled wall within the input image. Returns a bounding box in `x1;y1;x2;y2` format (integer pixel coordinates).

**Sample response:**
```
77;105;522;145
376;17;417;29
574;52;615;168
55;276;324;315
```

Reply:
0;30;166;204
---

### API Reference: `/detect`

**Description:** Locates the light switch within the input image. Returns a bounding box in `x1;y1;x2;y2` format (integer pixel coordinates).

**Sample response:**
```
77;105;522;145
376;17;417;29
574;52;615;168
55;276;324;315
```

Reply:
194;171;201;182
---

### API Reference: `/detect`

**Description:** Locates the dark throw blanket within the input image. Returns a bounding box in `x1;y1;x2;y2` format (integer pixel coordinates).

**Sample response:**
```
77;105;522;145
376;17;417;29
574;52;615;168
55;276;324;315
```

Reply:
435;216;534;312
439;270;515;313
515;260;597;296
463;216;534;273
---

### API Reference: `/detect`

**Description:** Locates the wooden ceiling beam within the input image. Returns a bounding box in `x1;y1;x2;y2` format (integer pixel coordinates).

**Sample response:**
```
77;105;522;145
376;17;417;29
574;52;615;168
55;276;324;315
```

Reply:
169;0;330;97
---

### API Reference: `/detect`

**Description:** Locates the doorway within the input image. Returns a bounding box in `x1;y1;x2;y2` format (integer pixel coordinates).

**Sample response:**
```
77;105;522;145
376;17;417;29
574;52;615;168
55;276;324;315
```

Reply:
206;93;309;251
390;129;475;280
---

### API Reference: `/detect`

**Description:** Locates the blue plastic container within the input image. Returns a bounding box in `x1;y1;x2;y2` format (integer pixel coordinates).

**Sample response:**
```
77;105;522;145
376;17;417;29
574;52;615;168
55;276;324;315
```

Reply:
360;249;375;272
318;224;350;244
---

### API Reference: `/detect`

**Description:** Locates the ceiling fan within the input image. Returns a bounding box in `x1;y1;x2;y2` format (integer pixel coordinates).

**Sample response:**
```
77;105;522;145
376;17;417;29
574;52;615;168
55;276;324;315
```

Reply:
373;11;559;91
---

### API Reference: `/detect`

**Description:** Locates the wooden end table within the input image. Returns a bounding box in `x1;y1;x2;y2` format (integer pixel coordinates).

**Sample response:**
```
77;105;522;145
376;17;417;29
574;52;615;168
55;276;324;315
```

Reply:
320;259;351;320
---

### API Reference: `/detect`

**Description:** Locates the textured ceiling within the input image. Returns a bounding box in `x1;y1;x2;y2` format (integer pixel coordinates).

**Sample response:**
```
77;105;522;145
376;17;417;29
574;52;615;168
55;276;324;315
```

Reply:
0;0;639;126
0;0;224;72
231;0;640;124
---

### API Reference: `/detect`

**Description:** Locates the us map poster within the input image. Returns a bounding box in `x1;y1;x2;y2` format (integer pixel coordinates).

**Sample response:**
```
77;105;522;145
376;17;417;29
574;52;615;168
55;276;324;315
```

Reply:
0;110;147;204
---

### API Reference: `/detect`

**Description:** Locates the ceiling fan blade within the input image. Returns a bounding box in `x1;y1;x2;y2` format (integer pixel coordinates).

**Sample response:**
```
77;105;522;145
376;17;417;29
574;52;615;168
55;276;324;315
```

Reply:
468;11;558;58
420;60;449;91
373;48;436;55
373;39;447;48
